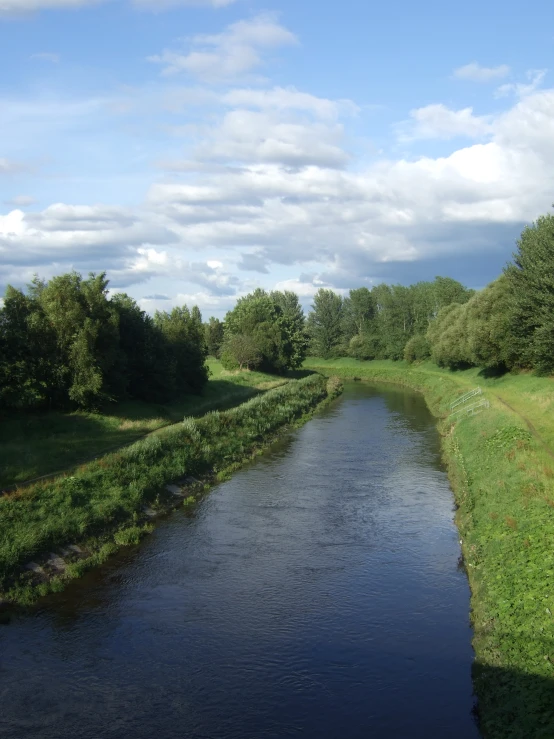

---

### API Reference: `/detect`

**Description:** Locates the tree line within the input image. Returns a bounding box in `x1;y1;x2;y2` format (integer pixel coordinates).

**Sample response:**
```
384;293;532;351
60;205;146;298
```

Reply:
2;208;553;411
0;272;207;411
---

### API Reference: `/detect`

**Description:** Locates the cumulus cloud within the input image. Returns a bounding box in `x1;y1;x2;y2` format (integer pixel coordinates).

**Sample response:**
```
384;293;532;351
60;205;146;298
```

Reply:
495;69;546;99
192;110;350;168
453;62;510;82
399;104;493;141
222;86;358;119
148;14;298;82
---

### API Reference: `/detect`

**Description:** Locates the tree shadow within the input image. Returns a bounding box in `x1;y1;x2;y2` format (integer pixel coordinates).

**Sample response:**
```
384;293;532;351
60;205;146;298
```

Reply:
473;661;554;738
0;381;262;490
478;364;510;379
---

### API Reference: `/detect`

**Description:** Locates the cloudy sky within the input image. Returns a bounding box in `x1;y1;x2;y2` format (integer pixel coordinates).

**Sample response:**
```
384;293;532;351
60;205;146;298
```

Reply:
1;0;553;317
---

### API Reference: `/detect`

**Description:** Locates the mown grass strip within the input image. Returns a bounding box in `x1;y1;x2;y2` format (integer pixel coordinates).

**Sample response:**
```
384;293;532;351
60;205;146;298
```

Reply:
305;357;554;739
0;374;341;606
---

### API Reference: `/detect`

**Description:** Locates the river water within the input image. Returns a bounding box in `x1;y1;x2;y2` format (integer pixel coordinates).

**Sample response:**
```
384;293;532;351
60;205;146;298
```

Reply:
0;383;479;739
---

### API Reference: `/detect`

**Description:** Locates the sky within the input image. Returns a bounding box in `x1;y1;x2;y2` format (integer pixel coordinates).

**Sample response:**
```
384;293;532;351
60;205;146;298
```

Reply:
1;0;553;318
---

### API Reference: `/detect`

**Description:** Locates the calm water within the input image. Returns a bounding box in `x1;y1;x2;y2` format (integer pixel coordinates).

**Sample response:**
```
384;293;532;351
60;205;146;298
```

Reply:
0;383;479;739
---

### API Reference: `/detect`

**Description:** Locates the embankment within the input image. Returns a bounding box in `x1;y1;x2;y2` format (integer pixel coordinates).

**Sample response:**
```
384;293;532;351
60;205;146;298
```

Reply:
0;374;342;608
306;358;554;739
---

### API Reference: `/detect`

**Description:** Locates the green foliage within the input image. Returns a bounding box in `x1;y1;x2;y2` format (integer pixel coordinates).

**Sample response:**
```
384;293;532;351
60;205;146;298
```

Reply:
223;288;307;373
485;425;531;451
306;288;344;358
506;212;554;373
0;271;208;412
220;334;262;371
403;334;431;363
204;317;224;358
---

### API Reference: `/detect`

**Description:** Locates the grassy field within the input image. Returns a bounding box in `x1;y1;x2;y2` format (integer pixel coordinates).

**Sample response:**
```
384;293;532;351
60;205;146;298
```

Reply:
0;373;341;606
305;357;554;739
0;359;289;490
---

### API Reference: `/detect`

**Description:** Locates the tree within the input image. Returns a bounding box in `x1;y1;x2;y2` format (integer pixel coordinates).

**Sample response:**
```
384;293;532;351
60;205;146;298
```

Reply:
205;317;225;358
427;303;472;369
505;212;554;373
465;276;516;370
306;289;344;358
223;289;305;373
154;306;208;394
220;334;262;371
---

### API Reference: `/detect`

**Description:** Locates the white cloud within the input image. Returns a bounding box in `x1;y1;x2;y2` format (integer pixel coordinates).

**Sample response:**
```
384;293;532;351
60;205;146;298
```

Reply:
453;62;510;82
30;52;60;62
222;86;358;119
192;109;350;168
148;14;298;82
495;69;546;99
399;104;493;141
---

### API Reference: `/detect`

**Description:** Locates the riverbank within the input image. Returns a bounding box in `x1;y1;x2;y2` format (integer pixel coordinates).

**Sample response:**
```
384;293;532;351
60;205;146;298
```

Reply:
0;359;290;491
305;358;554;739
0;374;342;609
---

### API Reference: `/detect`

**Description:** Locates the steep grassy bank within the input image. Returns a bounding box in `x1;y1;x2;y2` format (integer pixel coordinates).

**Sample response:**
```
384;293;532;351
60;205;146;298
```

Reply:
0;374;342;607
0;359;289;490
306;358;554;739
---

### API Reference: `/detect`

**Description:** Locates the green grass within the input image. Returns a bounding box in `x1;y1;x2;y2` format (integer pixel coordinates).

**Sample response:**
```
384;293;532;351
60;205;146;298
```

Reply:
306;357;554;739
0;373;341;605
0;359;290;489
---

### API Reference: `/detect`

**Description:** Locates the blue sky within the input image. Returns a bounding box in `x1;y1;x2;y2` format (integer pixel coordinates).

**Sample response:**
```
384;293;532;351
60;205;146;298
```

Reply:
1;0;553;317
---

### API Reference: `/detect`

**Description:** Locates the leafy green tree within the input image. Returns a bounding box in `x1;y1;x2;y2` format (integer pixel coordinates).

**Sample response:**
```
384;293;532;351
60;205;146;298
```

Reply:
404;334;431;364
465;276;516;370
154;306;208;394
204;317;225;358
342;287;376;340
505;212;554;372
427;303;472;369
220;334;262;371
224;289;305;373
306;289;344;358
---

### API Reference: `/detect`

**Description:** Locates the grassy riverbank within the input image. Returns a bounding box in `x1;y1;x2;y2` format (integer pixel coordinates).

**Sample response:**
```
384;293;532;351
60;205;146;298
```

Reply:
306;358;554;739
0;359;290;490
0;373;341;607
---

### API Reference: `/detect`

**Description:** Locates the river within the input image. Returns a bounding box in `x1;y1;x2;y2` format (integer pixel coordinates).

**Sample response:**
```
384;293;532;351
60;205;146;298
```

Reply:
0;383;479;738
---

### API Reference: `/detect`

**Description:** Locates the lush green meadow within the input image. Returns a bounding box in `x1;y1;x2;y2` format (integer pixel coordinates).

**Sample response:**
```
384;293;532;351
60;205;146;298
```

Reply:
306;358;554;739
0;373;341;606
0;359;289;490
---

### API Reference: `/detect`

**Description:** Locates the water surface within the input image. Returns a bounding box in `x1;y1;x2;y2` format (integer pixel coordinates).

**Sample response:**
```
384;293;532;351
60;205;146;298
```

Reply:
0;383;479;738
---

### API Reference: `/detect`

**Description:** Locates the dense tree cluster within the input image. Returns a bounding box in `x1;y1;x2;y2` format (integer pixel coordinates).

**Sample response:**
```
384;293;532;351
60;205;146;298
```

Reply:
220;288;308;373
0;272;208;411
305;277;474;360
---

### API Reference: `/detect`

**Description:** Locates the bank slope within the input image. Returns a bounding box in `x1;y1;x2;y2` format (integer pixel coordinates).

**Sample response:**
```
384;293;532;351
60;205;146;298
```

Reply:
306;358;554;739
0;374;342;607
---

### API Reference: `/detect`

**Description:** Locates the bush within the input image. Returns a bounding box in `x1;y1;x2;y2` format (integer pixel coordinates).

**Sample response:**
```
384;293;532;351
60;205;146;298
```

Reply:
404;334;431;364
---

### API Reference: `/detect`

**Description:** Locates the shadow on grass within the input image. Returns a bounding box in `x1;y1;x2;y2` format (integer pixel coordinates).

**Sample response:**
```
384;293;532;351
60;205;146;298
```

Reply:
478;364;510;379
473;661;554;739
0;380;262;490
286;368;317;379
